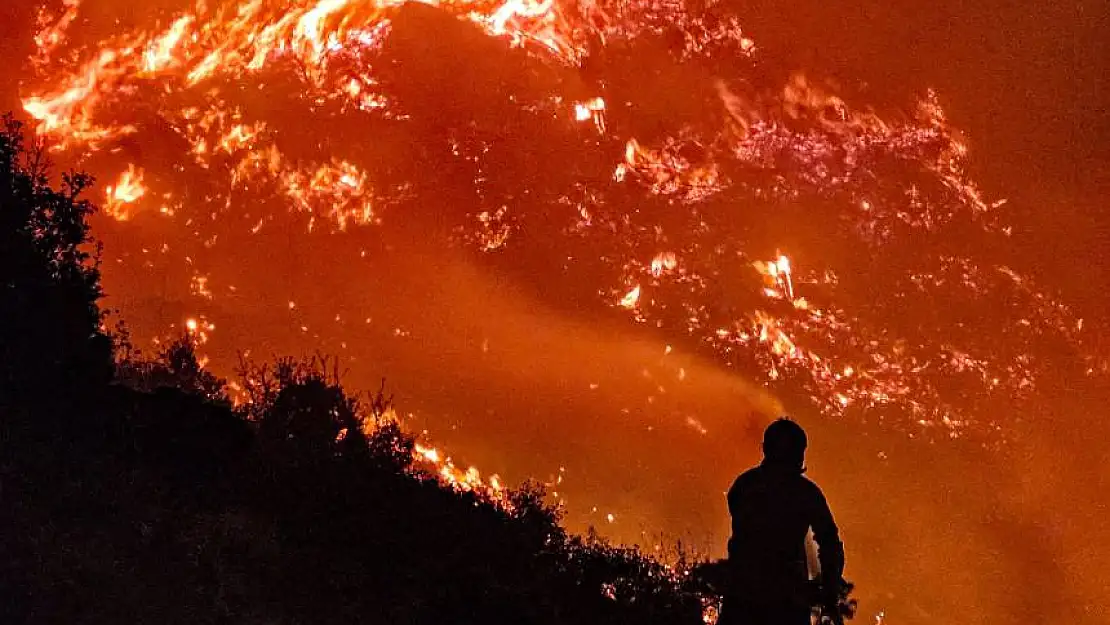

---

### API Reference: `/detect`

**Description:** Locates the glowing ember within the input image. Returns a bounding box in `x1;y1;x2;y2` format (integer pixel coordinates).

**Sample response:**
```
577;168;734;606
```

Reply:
574;96;606;131
619;285;641;309
183;316;215;345
651;252;677;277
281;159;376;231
103;165;146;221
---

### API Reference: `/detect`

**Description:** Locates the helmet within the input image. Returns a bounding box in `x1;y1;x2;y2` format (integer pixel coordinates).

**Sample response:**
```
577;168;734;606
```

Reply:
762;418;807;467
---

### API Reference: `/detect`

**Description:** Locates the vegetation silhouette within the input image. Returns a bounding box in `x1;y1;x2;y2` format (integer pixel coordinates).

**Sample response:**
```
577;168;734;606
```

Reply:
0;116;716;624
0;115;859;624
0;114;111;404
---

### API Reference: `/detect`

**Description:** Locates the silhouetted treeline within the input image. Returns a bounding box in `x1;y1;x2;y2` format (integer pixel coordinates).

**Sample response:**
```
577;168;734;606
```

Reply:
0;115;710;624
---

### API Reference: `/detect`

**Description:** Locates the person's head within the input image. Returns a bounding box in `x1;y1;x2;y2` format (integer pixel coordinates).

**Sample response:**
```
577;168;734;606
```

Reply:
762;418;807;470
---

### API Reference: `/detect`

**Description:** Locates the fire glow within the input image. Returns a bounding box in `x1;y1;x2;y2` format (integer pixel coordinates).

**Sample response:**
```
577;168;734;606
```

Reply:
22;0;1103;451
104;164;146;221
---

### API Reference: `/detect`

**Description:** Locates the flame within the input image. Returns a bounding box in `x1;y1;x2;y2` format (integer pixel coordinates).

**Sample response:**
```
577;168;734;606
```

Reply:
32;0;81;60
619;285;641;309
753;254;795;300
142;15;195;74
412;441;507;502
281;159;376;231
650;252;677;277
184;316;215;345
190;274;214;300
574;96;606;132
20;0;1101;444
104;165;147;221
614;137;722;202
23;0;590;153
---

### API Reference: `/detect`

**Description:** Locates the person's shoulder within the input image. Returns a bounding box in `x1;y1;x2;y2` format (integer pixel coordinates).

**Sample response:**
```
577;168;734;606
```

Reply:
729;465;762;490
735;465;763;482
796;473;828;499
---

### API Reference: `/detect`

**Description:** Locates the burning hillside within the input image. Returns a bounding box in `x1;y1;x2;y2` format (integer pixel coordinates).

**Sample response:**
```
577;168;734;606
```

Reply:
8;1;1110;624
21;0;1101;441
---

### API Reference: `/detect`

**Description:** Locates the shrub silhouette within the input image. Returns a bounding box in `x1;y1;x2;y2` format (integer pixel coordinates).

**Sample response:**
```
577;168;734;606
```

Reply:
0;115;715;625
0;115;112;403
116;334;231;406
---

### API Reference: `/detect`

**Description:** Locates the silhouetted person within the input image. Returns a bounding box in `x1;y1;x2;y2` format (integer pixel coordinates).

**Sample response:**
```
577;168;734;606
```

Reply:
721;418;845;625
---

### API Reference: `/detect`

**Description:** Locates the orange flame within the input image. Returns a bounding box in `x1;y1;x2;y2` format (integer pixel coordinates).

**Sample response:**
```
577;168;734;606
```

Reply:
104;165;147;221
619;285;641;309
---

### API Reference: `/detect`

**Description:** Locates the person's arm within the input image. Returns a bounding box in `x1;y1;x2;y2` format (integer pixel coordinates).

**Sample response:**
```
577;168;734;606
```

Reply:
810;486;845;586
726;479;742;517
725;477;744;560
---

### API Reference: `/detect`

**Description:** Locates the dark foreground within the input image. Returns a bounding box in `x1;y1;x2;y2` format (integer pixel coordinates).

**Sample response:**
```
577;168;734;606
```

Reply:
0;116;707;624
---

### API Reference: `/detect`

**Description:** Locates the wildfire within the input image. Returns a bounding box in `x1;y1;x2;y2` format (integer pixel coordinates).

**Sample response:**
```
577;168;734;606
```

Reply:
412;442;507;503
20;0;1102;446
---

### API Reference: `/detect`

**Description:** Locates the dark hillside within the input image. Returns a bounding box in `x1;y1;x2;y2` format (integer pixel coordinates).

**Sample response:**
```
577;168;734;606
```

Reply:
0;116;708;625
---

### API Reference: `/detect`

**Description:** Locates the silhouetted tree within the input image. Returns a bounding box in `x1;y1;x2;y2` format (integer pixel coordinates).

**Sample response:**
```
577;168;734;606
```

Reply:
0;115;111;403
116;334;230;406
238;356;368;460
0;112;719;625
